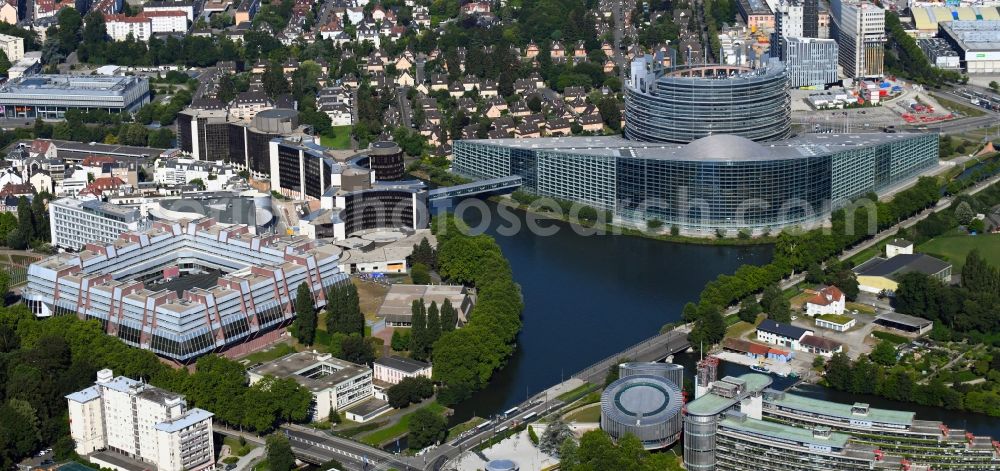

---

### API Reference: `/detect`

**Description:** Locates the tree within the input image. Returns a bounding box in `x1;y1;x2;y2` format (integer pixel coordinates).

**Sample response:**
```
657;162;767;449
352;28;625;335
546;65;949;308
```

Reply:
597;97;621;131
527;94;542;112
539;418;574;456
737;297;761;324
326;283;364;336
409;299;429;360
188;178;206;191
426;301;441;348
30;194;48;243
824;352;853;390
991;80;999;92
294;283;317;345
390;329;411;351
870;341;897;366
386;376;434;408
265;433;295;471
410;263;431;284
955;201;975;226
12;197;34;249
688;303;725;348
407;408;447;449
761;284;791;323
440;298;458;332
411;237;436;267
262;62;290;98
0;50;9;76
339;334;375;365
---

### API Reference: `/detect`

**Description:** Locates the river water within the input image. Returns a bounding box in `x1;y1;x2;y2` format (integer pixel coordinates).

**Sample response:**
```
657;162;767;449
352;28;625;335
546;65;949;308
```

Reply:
446;201;771;421
442;200;1000;438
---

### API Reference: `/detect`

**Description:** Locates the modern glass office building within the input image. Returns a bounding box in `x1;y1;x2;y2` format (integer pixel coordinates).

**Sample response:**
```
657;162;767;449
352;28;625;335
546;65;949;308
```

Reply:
624;59;792;143
453;133;938;232
0;75;150;118
783;37;839;88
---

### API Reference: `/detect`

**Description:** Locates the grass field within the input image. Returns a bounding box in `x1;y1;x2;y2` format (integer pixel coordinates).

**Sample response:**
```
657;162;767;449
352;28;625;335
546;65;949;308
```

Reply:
320;126;353;149
917;232;1000;273
846;302;876;314
556;383;595;402
353;278;389;320
240;342;296;364
360;402;446;446
937;96;987;118
725;314;763;340
563;403;600;423
446;417;485;441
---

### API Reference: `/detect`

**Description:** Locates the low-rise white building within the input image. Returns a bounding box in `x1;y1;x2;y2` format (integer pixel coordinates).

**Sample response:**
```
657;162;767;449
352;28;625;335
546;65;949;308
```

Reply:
815;315;856;332
49;197;147;250
804;285;846;316
66;369;214;471
373;355;432;385
248;351;373;421
755;319;814;351
153;157;237;191
105;14;153;41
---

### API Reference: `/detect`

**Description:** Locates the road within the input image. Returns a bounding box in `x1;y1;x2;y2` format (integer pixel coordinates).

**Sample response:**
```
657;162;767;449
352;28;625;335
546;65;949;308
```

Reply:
229;327;693;471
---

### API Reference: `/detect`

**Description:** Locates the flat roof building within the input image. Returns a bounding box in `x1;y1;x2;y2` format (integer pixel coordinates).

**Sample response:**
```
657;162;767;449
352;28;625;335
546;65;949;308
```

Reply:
783;37;838;88
49;197;148;250
854;253;952;294
454;132;938;233
939;20;1000;74
24;218;347;362
248;351;375;421
378;284;474;327
874;312;933;335
0;75;150;119
373;355;432;385
66;369;214;471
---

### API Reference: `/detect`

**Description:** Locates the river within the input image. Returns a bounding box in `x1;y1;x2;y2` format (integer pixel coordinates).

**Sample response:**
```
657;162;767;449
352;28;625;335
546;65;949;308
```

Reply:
446;201;772;421
442;200;1000;439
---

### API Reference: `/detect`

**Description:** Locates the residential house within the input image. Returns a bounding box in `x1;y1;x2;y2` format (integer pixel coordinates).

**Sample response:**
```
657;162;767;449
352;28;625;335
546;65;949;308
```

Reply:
756;319;813;351
805;285;846;316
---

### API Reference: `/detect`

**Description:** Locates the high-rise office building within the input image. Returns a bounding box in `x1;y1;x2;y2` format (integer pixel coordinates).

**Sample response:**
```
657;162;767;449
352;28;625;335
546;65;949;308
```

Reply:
803;0;818;37
48;198;147;251
66;369;215;471
783;37;839;87
772;0;804;59
830;0;885;78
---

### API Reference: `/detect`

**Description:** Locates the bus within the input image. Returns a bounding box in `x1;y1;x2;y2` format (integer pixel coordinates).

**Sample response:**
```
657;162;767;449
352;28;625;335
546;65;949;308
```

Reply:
502;407;519;418
521;411;538;421
475;421;493;432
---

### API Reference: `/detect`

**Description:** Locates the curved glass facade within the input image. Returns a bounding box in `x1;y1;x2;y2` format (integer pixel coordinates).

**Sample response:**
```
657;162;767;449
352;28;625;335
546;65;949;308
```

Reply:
624;62;792;143
452;133;938;231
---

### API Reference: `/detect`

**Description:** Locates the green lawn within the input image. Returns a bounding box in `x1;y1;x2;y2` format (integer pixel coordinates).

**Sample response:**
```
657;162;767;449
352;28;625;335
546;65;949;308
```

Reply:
872;331;909;345
320;125;353;149
846;302;876;314
556;383;595;402
817;313;854;326
937;96;987;118
563;404;601;423
917;233;1000;273
222;436;256;457
241;343;296;364
360;402;446;447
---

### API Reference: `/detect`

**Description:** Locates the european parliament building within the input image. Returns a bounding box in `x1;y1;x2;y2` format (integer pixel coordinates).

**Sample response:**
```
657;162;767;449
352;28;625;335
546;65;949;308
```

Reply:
453;133;938;232
452;58;939;233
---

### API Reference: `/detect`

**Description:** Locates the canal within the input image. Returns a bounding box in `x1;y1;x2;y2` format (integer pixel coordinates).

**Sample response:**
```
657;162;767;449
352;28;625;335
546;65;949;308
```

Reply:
447;201;772;422
444;200;1000;438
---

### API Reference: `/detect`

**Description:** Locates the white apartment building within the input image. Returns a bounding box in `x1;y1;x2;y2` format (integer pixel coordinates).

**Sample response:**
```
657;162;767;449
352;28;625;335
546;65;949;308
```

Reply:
66;369;214;471
153;157;237;191
831;0;885;77
143;1;195;21
248;352;373;421
372;355;432;385
145;10;189;34
49;197;147;250
105;14;154;41
773;0;804;59
0;33;24;62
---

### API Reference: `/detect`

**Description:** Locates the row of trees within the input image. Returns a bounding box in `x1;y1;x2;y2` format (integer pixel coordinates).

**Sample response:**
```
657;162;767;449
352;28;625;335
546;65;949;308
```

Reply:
895;250;1000;339
885;12;966;87
430;215;524;404
0;304;315;469
683;176;943;349
386;376;434;408
408;298;458;361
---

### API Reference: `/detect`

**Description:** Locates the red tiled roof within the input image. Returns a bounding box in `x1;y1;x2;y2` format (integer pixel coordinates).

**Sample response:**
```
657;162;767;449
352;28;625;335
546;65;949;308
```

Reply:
82;155;117;166
807;285;845;306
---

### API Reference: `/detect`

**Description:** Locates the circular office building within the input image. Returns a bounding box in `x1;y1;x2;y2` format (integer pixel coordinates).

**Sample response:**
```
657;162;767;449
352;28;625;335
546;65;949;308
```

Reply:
624;58;791;143
367;141;405;181
601;374;683;449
